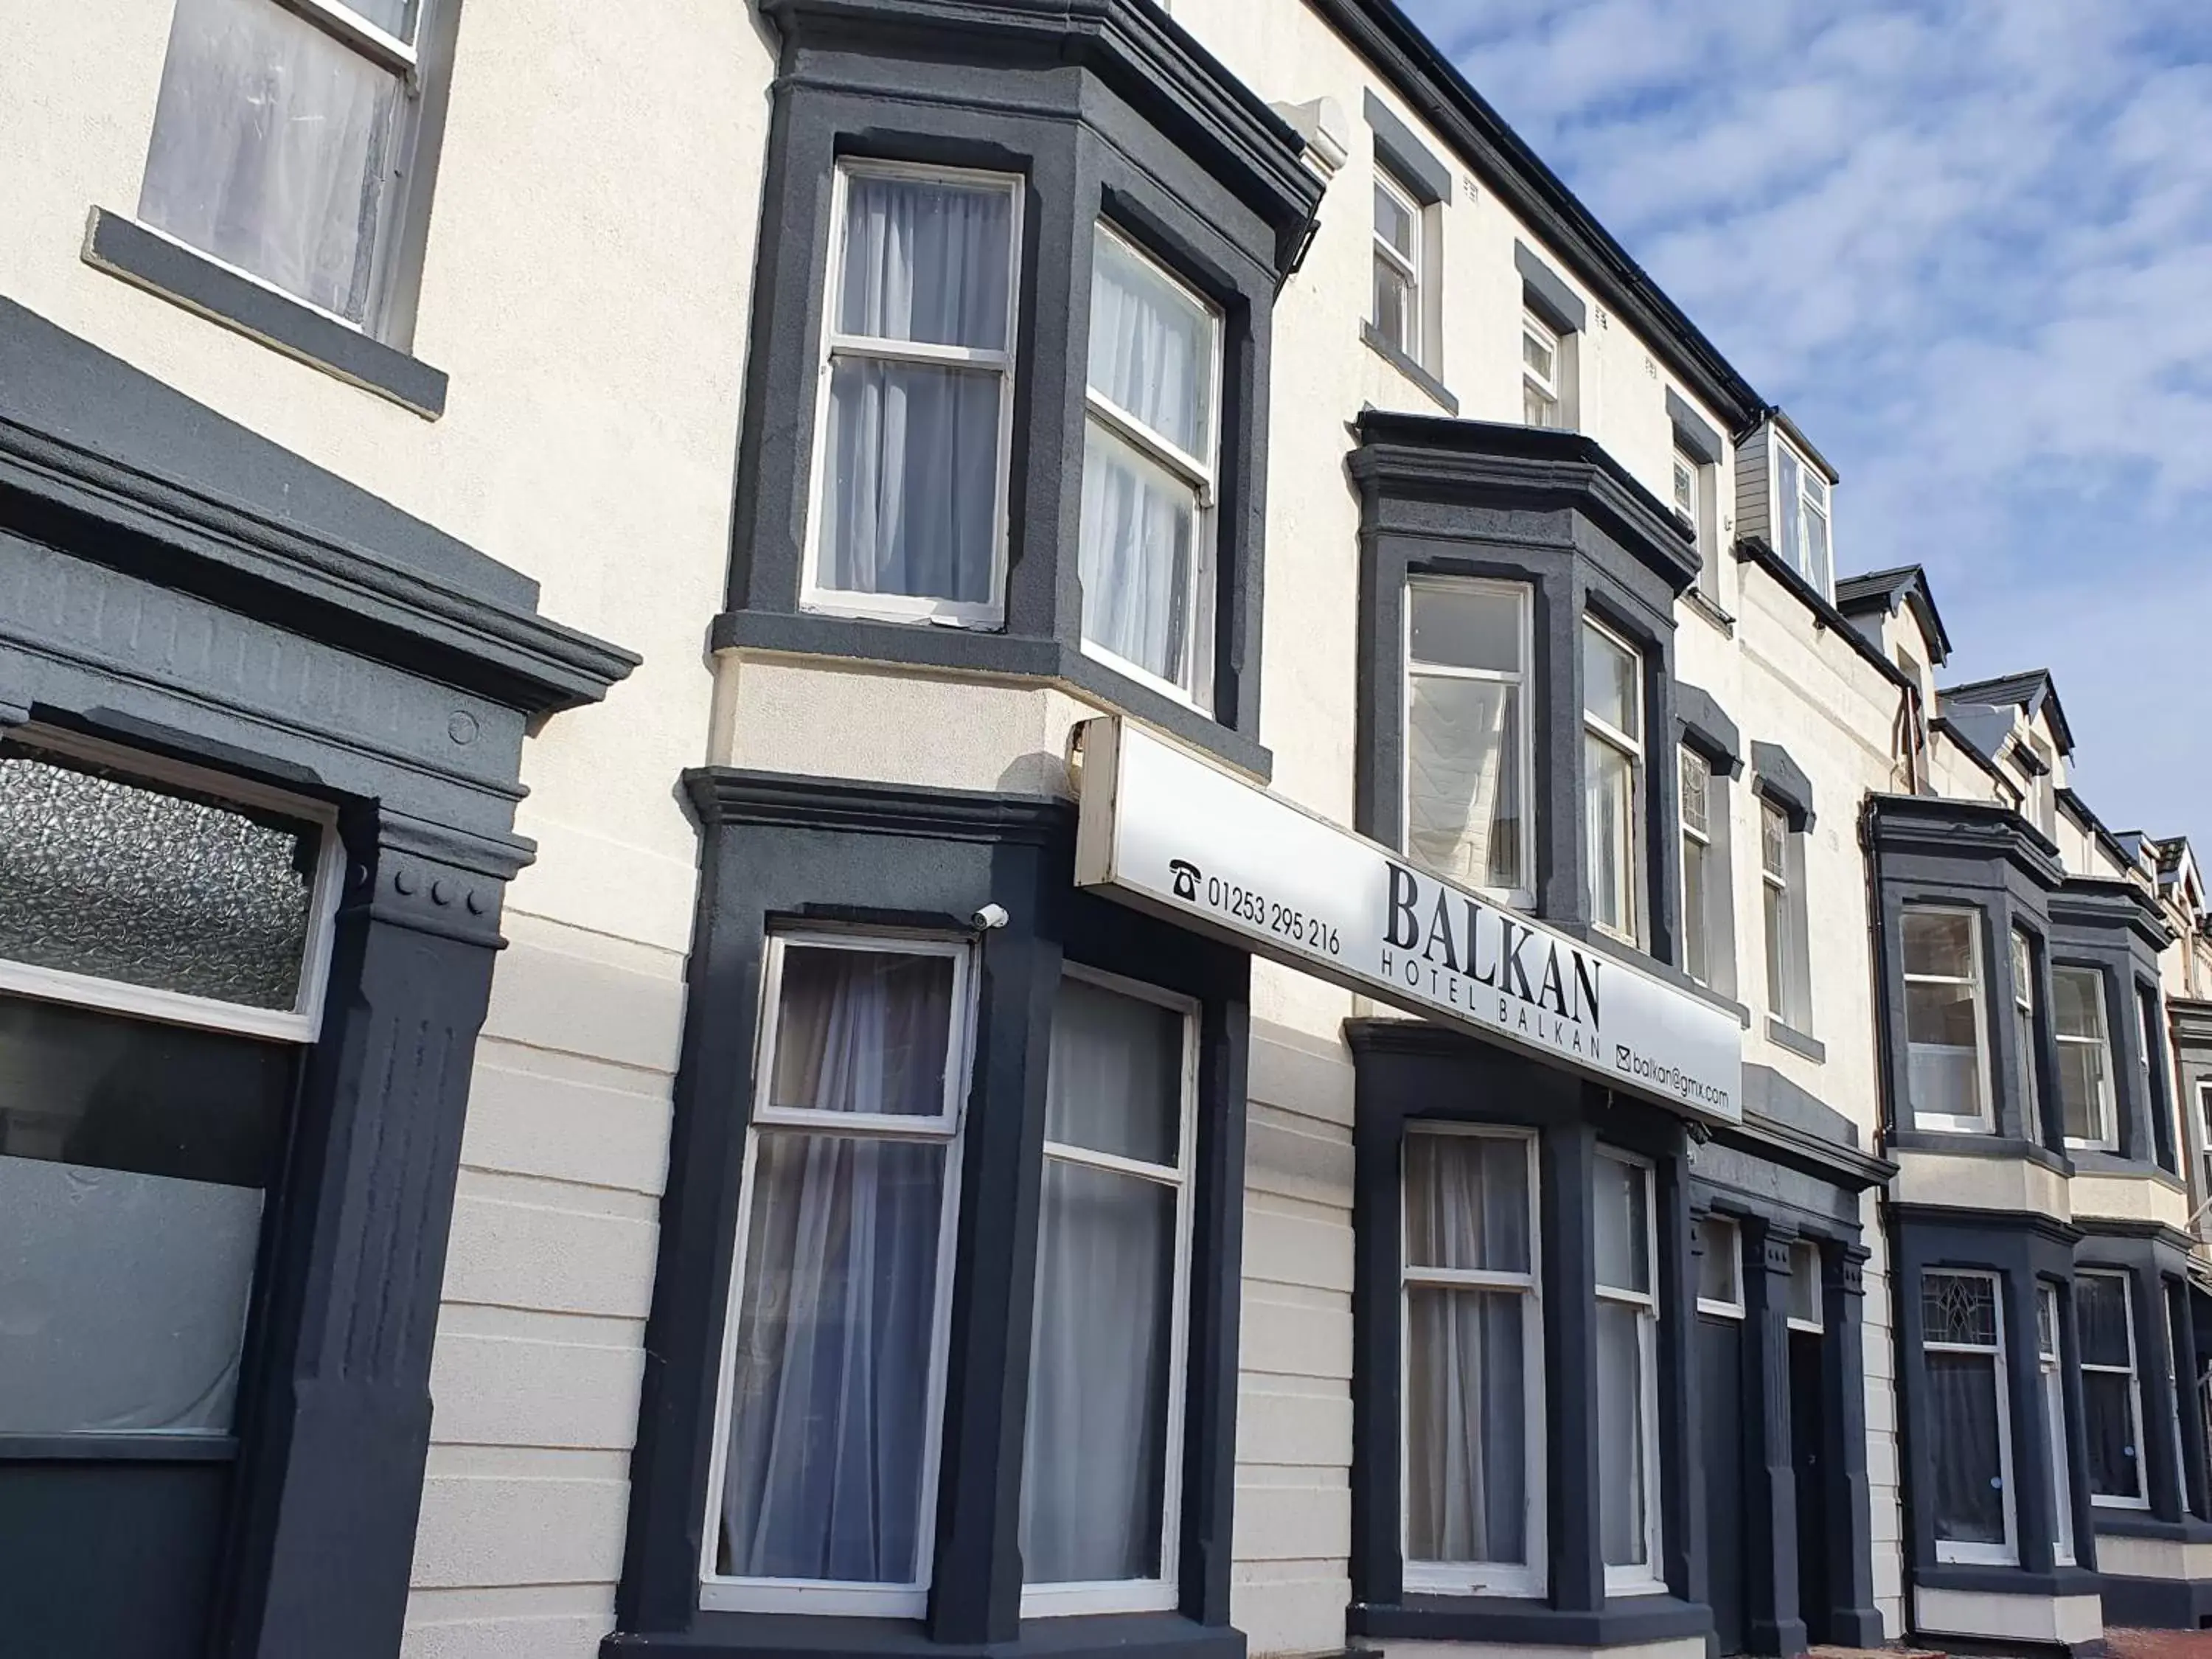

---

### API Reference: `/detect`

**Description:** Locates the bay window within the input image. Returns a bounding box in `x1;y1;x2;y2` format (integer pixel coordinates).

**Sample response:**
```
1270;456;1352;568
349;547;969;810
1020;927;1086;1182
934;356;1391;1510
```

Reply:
1079;226;1224;708
1902;908;1993;1133
2037;1284;2076;1564
1582;619;1644;945
2012;930;2045;1140
808;162;1021;626
2053;966;2115;1151
1401;1129;1544;1596
1921;1269;2014;1565
1021;971;1197;1613
137;0;441;328
1595;1151;1662;1591
704;933;973;1612
1404;580;1531;902
2078;1269;2146;1509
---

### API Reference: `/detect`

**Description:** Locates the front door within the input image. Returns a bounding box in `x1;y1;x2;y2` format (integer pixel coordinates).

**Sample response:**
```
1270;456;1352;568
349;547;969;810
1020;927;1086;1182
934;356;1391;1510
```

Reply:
1790;1328;1829;1647
1700;1310;1749;1655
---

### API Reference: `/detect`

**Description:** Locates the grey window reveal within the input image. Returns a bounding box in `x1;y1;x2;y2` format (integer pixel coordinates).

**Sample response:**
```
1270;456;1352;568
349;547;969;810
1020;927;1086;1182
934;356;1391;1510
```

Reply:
1405;580;1530;902
2139;985;2177;1172
709;934;970;1609
0;995;293;1436
1921;1269;2014;1562
2078;1270;2145;1505
810;164;1020;625
138;0;431;327
1401;1130;1541;1595
1079;227;1223;708
2012;931;2045;1141
1020;973;1194;1610
2053;965;2116;1150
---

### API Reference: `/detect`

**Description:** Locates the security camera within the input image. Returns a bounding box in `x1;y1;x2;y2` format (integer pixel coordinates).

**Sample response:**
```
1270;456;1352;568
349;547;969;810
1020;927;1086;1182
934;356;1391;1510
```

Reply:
973;903;1010;931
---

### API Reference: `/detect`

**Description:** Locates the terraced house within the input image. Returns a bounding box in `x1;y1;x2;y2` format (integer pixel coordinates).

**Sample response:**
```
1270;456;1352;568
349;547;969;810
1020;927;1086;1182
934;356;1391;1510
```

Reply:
1;2;2208;1658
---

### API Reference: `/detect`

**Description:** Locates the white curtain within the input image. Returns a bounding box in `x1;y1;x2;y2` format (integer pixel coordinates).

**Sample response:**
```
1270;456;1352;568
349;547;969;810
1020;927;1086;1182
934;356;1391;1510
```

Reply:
1596;1301;1648;1565
719;959;950;1584
821;175;1010;605
1079;234;1214;692
1585;734;1633;934
1407;677;1519;890
139;0;399;321
1020;980;1180;1585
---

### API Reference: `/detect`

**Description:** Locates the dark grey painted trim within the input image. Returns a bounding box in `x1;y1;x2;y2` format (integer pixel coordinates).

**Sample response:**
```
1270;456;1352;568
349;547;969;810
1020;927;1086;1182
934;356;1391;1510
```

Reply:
1363;88;1451;206
1673;681;1740;775
1665;389;1722;465
1733;537;1918;695
1732;1068;1894;1191
0;1435;238;1463
1514;239;1586;333
1766;408;1839;487
82;210;448;418
2059;786;2142;877
1765;1018;1827;1065
1303;0;1762;431
1360;321;1458;414
614;772;1251;1659
1751;740;1816;830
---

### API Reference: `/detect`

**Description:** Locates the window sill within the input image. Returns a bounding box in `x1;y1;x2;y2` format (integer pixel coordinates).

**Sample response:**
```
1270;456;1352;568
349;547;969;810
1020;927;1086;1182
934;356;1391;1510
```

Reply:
1351;1592;1711;1647
2068;1148;2190;1190
602;1610;1242;1659
1765;1017;1826;1063
1681;584;1735;636
1887;1129;2069;1172
1361;321;1458;416
81;207;447;419
710;607;1272;781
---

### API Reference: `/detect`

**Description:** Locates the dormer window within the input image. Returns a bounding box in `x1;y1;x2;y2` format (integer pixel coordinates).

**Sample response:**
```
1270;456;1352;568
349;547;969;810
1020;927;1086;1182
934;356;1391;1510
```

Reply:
1773;437;1832;596
1522;311;1562;429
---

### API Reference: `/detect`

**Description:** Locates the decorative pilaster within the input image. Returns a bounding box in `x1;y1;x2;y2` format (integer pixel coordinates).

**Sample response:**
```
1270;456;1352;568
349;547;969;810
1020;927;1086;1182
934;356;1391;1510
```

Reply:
1819;1245;1884;1647
1745;1222;1807;1659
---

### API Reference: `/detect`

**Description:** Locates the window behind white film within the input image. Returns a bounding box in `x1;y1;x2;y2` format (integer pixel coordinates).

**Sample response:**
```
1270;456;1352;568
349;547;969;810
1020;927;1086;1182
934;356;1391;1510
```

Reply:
1405;581;1530;902
139;0;427;325
1372;168;1422;361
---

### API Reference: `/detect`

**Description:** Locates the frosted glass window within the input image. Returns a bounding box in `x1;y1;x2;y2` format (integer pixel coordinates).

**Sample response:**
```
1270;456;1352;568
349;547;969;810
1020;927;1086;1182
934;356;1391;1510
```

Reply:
0;744;321;1012
139;0;428;324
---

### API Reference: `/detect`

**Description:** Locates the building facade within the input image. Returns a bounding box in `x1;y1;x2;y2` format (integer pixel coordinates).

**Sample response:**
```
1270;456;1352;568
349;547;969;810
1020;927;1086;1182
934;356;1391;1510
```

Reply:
0;3;2207;1659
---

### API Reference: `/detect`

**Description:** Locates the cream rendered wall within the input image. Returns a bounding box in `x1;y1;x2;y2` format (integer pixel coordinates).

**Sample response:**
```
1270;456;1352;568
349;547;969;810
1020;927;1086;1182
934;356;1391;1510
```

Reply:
0;3;776;1654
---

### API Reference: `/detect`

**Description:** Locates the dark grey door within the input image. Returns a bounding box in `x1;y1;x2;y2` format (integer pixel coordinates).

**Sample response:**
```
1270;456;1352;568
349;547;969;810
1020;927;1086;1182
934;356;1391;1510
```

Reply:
1700;1311;1748;1655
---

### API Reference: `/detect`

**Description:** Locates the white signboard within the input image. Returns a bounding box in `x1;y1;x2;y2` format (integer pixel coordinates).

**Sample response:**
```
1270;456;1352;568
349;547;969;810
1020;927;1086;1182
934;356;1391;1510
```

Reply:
1074;717;1741;1124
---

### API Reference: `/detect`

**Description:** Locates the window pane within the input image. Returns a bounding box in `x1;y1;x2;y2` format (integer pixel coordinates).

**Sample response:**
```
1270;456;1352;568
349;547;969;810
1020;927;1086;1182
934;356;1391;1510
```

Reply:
1408;677;1523;891
1774;444;1804;572
139;0;400;321
1522;325;1554;382
1678;748;1709;837
1088;232;1214;457
1043;977;1181;1167
1373;256;1413;352
0;745;319;1011
1523;381;1559;428
1672;457;1695;518
1021;1157;1176;1584
1682;832;1709;986
2077;1274;2132;1368
0;995;292;1436
1924;1271;1998;1346
1764;881;1789;1012
1904;911;1978;980
1374;180;1416;258
1585;733;1635;937
837;173;1012;350
769;946;955;1117
1593;1155;1649;1294
820;357;1001;605
2084;1371;2142;1500
1405;1134;1529;1275
1907;975;1986;1124
1079;419;1203;691
1405;1286;1526;1564
1409;585;1521;675
1789;1242;1823;1326
1596;1299;1649;1565
1581;623;1641;739
1694;1217;1739;1305
719;1132;948;1582
1761;801;1788;880
1927;1350;2006;1545
1804;503;1832;592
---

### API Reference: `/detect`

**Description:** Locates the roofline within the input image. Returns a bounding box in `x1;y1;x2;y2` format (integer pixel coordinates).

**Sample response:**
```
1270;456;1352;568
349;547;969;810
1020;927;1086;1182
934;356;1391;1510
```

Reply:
1833;563;1955;661
2058;786;2135;873
1308;0;1764;434
1939;669;2076;754
1762;406;1840;484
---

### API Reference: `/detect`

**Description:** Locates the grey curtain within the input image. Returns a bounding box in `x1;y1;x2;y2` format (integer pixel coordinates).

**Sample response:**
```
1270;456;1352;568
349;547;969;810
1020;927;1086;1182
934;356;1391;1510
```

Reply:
1927;1351;2007;1545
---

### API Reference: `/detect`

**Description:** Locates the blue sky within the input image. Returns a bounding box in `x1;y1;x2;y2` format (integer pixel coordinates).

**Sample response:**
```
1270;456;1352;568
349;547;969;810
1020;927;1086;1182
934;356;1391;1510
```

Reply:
1402;0;2212;846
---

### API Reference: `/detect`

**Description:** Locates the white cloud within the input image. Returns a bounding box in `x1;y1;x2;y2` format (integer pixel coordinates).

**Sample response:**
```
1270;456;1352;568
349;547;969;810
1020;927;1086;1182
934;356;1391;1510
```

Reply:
1406;0;2212;841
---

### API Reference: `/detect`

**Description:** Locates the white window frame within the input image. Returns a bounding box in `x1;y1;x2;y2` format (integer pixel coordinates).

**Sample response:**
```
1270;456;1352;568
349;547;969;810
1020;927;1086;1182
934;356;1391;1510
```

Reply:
2028;733;2057;838
1786;1240;1825;1335
1694;1214;1745;1319
2055;965;2118;1152
1582;616;1644;947
801;159;1024;631
2080;1268;2150;1512
698;930;978;1615
2197;1080;2212;1234
2139;984;2178;1175
132;0;435;335
1402;577;1535;909
1021;964;1199;1617
1902;906;1996;1135
1399;1124;1546;1599
1770;429;1833;598
1522;309;1562;429
2037;1282;2076;1565
1761;799;1810;1033
0;721;343;1043
1672;445;1715;581
1679;745;1714;990
1924;1268;2018;1566
2013;930;2043;1141
1371;164;1423;363
1078;223;1225;712
1597;1149;1665;1596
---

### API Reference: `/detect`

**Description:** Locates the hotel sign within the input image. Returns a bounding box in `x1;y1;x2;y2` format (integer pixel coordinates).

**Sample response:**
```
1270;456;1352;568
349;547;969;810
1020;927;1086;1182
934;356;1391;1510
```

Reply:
1073;717;1741;1124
